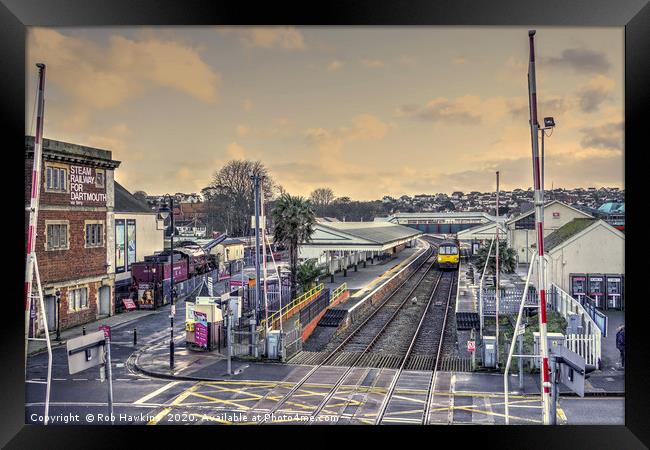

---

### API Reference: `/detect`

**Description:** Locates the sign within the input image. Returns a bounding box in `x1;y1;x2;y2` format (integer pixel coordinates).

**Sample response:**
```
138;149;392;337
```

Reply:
66;331;105;375
115;219;126;273
194;311;208;348
186;302;195;322
69;165;107;206
551;345;586;397
98;325;111;340
553;212;560;219
250;216;267;229
248;278;256;288
467;340;476;352
515;323;526;336
126;219;136;271
122;298;137;311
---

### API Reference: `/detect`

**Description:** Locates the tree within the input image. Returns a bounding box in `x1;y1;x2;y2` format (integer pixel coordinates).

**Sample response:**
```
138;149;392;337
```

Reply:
133;190;148;203
296;259;323;292
202;160;278;236
309;187;335;216
474;241;517;276
271;193;316;299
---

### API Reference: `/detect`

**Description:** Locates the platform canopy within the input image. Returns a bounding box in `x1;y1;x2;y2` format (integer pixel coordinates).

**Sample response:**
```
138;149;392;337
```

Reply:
300;220;423;253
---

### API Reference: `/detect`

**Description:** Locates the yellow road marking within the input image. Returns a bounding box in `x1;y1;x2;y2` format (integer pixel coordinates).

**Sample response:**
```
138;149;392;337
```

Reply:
134;381;181;405
147;407;172;425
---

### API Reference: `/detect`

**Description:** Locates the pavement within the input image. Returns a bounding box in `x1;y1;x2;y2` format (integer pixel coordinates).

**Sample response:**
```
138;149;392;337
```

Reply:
28;309;158;355
23;243;624;426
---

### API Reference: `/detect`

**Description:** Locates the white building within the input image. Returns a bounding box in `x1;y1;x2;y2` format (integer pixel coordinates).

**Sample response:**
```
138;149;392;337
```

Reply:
542;218;625;309
506;200;593;264
114;182;165;306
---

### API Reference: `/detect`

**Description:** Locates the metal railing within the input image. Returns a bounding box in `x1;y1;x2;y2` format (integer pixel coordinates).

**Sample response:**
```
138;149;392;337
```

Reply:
260;283;325;331
331;283;347;303
549;283;602;367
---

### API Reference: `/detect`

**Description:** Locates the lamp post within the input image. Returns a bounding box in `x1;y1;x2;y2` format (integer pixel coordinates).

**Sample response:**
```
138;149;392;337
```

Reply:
158;196;176;370
55;289;61;341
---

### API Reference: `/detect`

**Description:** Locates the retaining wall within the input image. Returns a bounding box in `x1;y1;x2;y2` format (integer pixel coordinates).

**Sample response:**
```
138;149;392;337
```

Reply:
335;240;432;335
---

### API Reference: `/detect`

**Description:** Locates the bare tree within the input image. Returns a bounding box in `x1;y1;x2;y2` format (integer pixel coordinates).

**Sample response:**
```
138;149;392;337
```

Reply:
203;160;278;237
309;187;335;216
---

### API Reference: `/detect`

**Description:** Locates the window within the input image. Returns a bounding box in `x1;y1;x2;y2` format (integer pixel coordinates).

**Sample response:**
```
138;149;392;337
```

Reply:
68;287;88;311
439;245;458;255
45;166;67;192
85;222;104;248
95;169;105;188
46;222;68;250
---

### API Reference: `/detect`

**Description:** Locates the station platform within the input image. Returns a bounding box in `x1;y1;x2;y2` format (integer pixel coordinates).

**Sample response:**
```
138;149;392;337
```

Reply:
327;239;427;312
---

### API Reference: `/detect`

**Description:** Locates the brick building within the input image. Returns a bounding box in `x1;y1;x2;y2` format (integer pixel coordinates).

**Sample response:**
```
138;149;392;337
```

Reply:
25;137;121;332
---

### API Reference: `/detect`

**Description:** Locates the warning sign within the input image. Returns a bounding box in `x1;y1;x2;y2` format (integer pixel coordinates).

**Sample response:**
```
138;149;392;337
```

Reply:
467;340;476;352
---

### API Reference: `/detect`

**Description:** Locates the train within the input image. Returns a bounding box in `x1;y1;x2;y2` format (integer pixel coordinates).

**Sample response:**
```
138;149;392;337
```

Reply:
130;235;226;306
436;238;460;270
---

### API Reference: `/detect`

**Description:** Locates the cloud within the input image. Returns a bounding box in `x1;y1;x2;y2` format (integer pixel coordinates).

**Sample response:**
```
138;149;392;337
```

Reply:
218;27;306;50
28;28;221;126
543;48;611;74
507;96;569;119
242;99;254;112
327;60;343;72
452;56;468;65
580;122;623;151
226;142;247;159
305;114;392;165
361;59;385;68
576;75;615;113
236;125;251;137
397;95;484;124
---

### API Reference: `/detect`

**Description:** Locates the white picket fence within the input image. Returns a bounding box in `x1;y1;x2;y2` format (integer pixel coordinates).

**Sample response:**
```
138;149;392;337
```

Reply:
549;283;602;368
565;334;601;368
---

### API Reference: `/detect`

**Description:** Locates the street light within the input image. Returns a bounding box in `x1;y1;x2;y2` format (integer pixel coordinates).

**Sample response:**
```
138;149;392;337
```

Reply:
158;195;176;370
540;116;556;191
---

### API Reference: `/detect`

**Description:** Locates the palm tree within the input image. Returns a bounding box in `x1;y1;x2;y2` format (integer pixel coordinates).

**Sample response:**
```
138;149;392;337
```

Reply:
271;193;316;299
297;259;323;292
474;241;517;279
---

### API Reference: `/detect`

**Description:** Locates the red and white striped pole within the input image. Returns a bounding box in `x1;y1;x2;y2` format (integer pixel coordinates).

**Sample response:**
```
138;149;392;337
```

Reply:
25;63;46;367
527;30;552;424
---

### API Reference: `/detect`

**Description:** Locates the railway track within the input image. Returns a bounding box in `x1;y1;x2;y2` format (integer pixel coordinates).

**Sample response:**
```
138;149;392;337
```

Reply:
375;268;457;424
259;237;443;422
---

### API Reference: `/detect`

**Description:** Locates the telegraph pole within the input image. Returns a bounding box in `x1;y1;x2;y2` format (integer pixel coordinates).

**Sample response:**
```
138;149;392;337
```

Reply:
528;29;552;424
251;174;262;322
495;170;500;368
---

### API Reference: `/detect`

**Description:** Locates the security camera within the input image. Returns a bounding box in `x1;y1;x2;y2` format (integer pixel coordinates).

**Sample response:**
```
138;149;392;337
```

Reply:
544;117;555;127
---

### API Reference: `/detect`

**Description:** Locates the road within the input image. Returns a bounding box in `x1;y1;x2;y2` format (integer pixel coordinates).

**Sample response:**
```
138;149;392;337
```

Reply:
26;297;624;426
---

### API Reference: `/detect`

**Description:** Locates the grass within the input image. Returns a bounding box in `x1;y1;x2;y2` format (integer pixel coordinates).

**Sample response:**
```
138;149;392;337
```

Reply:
482;311;567;371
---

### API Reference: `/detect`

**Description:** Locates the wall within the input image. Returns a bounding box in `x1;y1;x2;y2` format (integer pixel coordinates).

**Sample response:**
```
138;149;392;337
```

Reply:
114;212;164;284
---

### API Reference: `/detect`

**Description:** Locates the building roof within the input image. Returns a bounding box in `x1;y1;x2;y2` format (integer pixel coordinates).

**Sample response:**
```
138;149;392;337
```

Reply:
221;238;245;246
544;218;598;252
115;182;155;213
506;200;592;225
304;221;422;251
25;136;121;169
598;202;624;214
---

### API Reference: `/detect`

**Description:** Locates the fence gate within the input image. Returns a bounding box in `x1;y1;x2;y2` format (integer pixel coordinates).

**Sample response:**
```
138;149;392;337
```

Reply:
283;326;302;361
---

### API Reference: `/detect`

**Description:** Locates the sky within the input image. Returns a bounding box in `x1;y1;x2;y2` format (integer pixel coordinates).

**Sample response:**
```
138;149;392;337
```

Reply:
26;26;624;200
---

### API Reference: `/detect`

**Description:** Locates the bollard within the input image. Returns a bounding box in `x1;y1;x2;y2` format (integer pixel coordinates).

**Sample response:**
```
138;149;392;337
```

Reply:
82;326;86;336
133;328;137;346
354;264;358;272
363;261;367;268
330;274;334;283
343;268;347;278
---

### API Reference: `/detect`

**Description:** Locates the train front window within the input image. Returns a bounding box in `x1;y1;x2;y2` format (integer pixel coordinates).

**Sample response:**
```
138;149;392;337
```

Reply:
439;245;458;255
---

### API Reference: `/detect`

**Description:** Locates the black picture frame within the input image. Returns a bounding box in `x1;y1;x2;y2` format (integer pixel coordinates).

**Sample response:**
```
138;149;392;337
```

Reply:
3;0;648;447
